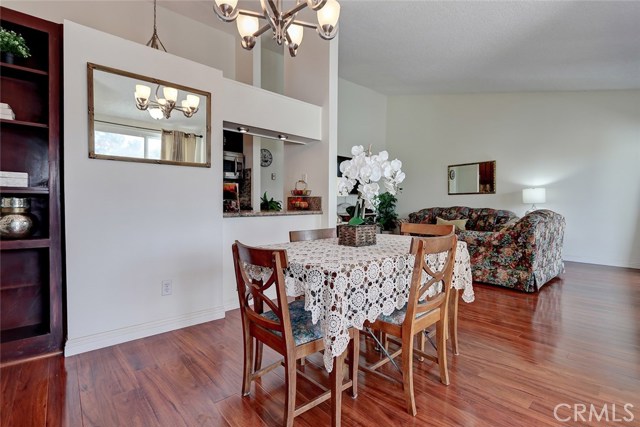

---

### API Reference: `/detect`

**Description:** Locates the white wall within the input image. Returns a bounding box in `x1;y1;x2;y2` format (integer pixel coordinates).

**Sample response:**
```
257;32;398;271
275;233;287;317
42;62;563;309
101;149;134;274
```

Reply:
337;78;388;156
284;34;340;227
63;21;226;355
4;1;236;78
386;91;640;268
261;47;284;95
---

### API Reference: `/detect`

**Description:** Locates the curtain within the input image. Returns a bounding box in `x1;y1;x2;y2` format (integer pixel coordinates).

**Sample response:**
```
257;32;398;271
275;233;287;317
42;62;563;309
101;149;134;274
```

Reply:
161;130;201;162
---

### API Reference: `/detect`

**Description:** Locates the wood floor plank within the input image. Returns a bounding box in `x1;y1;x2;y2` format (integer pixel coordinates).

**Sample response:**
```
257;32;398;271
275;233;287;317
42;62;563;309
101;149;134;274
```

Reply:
1;362;22;426
5;358;50;427
1;261;639;426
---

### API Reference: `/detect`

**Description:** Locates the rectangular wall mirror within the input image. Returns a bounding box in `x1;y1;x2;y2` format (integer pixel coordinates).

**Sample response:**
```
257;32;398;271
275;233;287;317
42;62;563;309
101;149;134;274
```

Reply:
88;63;211;167
448;160;496;194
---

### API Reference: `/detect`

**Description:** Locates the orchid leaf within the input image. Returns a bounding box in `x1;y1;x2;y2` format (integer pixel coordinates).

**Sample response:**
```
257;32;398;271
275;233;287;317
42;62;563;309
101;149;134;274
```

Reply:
348;217;365;226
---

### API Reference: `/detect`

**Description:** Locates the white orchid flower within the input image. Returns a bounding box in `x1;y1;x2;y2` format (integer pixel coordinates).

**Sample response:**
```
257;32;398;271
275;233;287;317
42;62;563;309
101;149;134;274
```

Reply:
343;145;403;222
369;164;382;182
339;159;351;174
351;145;364;156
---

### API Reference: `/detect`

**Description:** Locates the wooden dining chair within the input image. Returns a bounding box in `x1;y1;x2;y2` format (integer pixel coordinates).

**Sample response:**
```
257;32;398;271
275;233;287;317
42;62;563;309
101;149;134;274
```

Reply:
400;222;460;355
362;234;457;416
289;227;337;242
232;241;359;427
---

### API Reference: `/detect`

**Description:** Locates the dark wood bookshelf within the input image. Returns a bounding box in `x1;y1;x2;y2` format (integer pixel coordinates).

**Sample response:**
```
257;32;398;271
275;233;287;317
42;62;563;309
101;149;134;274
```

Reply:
0;238;51;250
0;7;64;365
0;186;49;196
0;61;49;76
0;119;48;129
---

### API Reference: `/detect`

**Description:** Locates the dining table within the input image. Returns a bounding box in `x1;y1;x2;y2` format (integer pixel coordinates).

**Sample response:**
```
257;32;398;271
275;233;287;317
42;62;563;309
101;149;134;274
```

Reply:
263;233;474;372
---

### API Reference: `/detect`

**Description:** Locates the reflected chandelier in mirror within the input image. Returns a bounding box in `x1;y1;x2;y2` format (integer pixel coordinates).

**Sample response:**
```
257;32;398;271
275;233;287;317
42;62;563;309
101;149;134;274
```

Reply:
448;161;496;195
87;63;211;167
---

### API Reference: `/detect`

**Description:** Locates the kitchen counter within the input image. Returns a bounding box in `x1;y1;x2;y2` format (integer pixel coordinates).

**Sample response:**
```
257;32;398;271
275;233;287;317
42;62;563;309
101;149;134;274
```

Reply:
223;210;322;218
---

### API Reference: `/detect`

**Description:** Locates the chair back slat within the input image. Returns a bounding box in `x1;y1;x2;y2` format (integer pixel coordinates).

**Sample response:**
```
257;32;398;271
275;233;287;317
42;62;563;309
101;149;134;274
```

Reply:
289;228;337;242
232;241;294;353
405;235;457;328
401;223;454;237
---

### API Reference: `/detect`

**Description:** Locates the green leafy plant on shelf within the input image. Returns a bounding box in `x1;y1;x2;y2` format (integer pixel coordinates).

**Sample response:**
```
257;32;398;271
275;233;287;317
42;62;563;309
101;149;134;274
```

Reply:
376;192;399;232
0;28;31;58
260;192;282;211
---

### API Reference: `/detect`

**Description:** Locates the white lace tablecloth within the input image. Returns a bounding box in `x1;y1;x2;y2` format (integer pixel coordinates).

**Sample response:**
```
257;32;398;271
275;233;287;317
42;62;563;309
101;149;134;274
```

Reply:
264;234;473;372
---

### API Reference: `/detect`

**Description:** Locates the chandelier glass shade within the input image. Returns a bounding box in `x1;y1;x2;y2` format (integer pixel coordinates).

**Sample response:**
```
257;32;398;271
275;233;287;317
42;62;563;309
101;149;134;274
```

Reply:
213;0;340;57
134;84;200;120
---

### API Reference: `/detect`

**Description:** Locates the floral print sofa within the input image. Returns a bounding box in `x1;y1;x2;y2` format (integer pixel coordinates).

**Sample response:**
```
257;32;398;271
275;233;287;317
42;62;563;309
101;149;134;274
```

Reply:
404;206;566;292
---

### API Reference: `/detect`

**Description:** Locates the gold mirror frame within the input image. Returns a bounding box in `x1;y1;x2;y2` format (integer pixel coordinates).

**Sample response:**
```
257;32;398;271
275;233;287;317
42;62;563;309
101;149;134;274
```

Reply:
87;63;211;168
447;160;496;195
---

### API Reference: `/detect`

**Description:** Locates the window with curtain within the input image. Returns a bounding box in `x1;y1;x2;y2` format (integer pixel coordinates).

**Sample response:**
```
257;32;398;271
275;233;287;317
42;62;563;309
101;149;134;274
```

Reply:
94;121;161;160
161;130;204;163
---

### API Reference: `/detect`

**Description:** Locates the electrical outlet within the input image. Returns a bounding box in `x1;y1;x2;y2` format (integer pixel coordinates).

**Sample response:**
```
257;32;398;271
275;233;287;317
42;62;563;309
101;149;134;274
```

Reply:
161;279;172;296
271;173;276;180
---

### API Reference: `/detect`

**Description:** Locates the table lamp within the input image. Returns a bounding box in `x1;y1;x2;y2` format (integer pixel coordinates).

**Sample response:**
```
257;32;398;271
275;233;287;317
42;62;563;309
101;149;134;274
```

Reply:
522;187;546;214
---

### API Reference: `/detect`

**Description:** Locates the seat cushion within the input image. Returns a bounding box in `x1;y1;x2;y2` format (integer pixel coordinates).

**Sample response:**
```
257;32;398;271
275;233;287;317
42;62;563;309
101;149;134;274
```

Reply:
261;299;323;346
376;304;439;326
377;305;409;325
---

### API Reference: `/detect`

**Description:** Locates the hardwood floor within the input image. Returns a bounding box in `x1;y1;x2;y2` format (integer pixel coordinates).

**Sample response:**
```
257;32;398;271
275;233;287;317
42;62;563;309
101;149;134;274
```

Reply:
2;261;639;426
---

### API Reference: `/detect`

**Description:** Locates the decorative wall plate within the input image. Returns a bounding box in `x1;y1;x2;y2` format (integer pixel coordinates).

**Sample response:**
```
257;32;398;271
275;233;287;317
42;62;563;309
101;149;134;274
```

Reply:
261;148;273;167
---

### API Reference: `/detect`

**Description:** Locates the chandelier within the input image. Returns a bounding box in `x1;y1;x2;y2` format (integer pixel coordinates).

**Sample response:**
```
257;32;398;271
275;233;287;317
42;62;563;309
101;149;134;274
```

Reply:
212;0;341;57
146;0;167;52
134;85;200;120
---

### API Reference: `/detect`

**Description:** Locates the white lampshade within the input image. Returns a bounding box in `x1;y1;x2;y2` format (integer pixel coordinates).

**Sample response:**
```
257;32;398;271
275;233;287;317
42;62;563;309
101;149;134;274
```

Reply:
186;94;200;109
134;84;151;100
214;0;237;9
317;0;340;27
148;108;163;120
163;87;178;103
287;24;304;46
237;15;259;37
522;188;546;204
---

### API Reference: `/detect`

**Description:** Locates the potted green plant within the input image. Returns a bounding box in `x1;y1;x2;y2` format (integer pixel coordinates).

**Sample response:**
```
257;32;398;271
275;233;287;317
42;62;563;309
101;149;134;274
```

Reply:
0;28;31;64
376;192;399;233
260;192;282;211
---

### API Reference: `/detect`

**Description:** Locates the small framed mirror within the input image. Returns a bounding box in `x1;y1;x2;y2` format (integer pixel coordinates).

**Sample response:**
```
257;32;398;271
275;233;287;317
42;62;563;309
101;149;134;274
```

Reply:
448;160;496;195
88;63;211;167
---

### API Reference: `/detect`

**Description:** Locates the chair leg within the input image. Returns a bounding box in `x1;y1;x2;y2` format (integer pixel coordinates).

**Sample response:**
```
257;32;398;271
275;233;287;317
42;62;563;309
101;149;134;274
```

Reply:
450;289;460;355
284;357;297;427
241;330;253;396
330;350;347;427
436;320;450;385
416;333;425;361
401;334;417;416
254;339;263;371
348;330;359;398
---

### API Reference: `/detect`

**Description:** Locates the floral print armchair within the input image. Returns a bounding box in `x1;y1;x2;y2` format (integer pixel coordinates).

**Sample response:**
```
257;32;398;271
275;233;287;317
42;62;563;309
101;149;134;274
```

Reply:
403;207;565;292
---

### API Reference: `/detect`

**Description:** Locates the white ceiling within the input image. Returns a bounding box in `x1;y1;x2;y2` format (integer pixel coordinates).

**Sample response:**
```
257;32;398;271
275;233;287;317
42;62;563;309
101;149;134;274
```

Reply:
161;1;640;95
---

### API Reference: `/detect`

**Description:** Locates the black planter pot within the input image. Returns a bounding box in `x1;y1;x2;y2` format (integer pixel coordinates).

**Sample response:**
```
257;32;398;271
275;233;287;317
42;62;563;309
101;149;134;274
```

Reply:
1;52;15;64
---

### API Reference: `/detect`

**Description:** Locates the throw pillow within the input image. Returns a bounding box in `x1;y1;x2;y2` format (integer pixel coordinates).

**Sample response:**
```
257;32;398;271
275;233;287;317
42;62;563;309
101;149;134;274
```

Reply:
436;217;467;232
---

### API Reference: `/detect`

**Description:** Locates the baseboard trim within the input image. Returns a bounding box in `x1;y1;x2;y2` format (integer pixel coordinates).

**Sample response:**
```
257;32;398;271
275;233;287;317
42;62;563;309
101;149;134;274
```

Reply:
224;299;239;312
64;307;225;357
564;255;639;270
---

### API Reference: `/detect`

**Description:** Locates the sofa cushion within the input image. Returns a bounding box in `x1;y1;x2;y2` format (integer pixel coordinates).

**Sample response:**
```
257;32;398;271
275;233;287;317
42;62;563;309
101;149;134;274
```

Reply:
436;216;468;231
